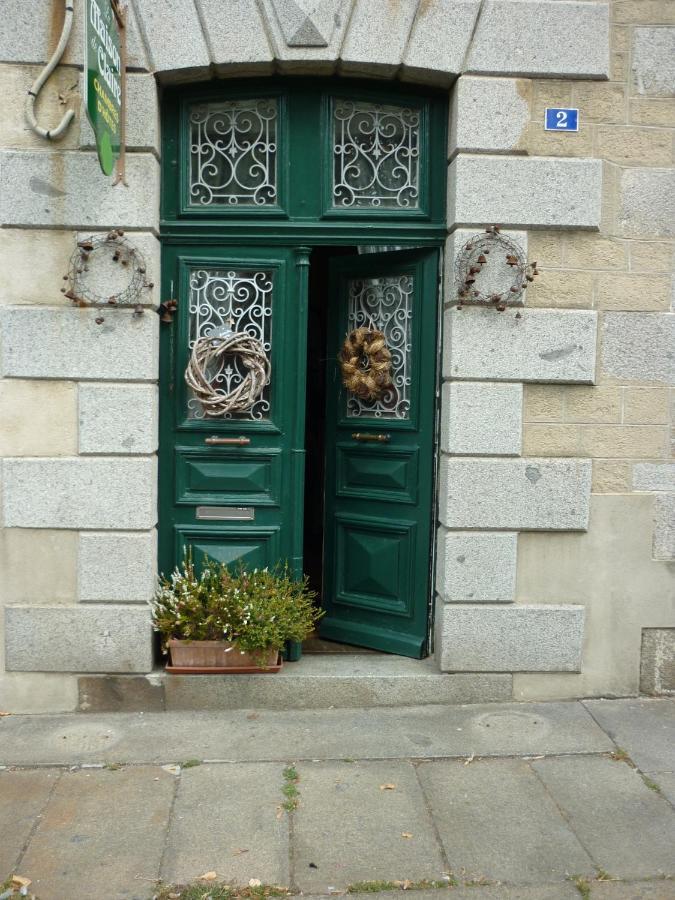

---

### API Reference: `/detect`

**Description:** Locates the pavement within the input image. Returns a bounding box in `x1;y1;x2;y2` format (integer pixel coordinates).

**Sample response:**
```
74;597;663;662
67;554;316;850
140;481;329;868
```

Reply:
0;698;674;900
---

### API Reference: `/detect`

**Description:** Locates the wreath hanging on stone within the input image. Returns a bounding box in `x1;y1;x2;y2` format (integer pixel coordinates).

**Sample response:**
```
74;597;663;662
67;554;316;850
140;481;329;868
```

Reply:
185;330;271;417
340;327;393;402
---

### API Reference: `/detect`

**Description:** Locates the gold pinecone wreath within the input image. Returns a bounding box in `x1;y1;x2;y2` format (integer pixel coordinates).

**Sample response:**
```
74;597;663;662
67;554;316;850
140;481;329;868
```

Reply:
340;327;393;402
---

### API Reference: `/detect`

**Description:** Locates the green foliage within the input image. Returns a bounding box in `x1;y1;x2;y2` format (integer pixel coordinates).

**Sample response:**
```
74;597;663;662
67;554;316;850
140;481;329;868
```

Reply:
150;552;323;653
152;884;288;900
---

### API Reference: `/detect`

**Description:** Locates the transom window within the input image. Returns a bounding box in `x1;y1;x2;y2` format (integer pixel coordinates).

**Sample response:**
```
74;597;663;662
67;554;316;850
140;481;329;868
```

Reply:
164;79;446;225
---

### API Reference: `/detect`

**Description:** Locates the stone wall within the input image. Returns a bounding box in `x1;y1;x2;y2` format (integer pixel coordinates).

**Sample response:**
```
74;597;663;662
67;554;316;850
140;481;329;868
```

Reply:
1;0;673;710
0;2;160;711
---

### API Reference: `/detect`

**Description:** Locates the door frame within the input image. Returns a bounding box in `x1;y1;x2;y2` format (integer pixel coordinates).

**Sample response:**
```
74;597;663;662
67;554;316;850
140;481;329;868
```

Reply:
159;77;448;656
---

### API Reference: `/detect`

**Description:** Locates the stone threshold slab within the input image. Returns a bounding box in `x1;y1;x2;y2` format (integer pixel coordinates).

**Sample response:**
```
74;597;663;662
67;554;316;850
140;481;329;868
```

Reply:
0;700;613;767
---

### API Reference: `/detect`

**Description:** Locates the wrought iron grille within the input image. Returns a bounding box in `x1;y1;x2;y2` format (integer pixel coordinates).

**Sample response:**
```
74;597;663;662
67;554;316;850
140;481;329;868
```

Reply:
189;98;278;207
187;268;273;420
346;274;413;419
332;99;420;209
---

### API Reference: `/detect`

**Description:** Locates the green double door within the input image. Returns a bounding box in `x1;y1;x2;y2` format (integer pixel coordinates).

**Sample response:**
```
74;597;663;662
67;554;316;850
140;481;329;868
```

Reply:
159;246;438;657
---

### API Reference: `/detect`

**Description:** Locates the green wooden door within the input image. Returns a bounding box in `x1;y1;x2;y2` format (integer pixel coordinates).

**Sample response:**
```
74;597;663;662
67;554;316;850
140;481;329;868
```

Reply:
321;249;439;657
158;244;309;579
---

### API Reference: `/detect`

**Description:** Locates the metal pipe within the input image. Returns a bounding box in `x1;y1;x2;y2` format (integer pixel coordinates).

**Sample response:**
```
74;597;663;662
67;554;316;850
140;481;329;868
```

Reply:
25;0;76;140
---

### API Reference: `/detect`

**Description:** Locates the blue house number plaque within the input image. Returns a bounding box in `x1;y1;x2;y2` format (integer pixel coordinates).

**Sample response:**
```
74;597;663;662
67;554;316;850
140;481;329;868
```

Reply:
545;108;579;132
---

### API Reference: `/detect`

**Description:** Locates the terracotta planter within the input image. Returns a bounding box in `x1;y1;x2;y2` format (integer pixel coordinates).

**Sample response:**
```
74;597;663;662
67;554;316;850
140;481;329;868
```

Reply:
168;639;279;670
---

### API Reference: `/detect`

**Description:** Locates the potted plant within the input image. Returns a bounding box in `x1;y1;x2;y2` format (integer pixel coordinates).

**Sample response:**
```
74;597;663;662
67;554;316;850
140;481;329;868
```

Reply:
150;553;322;673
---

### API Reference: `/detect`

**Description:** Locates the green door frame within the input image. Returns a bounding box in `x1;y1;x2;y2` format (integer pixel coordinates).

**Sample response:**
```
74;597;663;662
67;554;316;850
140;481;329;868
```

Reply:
158;77;448;654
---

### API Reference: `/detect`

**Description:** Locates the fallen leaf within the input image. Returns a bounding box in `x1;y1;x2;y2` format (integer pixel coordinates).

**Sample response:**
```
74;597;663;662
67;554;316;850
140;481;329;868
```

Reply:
11;876;32;888
232;848;249;856
401;832;413;839
199;871;218;881
161;764;181;776
464;753;475;766
0;711;11;717
249;879;262;887
247;713;259;720
308;863;318;869
401;881;413;890
379;783;396;790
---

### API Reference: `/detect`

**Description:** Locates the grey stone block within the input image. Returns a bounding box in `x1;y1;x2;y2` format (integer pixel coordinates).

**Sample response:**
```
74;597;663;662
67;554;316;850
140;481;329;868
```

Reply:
437;604;585;671
162;763;290;887
443;307;598;384
0;0;149;69
448;155;603;230
466;0;609;79
2;457;157;529
261;0;350;74
79;73;159;152
632;27;675;96
0;307;158;381
417;758;594;883
133;0;210;76
532;755;675;879
78;531;158;603
402;0;481;85
654;494;675;560
438;457;592;530
633;463;675;493
601;312;675;385
78;674;165;712
19;768;174;900
640;629;675;696
4;605;153;672
294;759;444;891
441;381;522;455
617;168;675;239
202;0;274;74
445;228;528;307
0;151;159;230
340;0;418;76
449;76;530;154
78;383;159;454
436;529;518;604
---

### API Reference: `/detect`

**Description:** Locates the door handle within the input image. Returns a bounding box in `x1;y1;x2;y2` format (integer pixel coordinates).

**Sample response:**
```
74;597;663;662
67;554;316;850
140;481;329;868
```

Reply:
352;432;391;443
204;436;251;446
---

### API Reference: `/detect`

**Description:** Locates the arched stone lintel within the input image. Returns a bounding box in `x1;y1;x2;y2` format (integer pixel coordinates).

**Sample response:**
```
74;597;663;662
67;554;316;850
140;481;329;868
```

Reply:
131;0;609;88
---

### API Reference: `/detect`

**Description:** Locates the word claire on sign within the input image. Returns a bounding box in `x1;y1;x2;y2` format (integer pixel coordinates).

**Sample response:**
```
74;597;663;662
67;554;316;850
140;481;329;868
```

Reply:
84;0;122;175
544;108;579;132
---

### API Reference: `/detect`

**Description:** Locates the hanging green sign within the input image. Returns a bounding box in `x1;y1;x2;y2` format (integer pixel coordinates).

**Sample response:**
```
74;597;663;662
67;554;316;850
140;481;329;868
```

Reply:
84;0;122;176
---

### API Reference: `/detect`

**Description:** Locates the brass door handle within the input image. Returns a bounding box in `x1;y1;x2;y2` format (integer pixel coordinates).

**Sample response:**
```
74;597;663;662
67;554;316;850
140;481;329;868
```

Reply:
204;436;251;446
352;432;391;443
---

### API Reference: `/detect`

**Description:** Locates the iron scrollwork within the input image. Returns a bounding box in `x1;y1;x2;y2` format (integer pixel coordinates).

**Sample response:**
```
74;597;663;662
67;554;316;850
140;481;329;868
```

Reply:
332;99;420;209
189;98;278;207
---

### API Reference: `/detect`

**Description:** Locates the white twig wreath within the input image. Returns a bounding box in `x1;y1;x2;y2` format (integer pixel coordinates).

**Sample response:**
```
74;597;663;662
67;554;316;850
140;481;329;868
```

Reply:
185;330;271;417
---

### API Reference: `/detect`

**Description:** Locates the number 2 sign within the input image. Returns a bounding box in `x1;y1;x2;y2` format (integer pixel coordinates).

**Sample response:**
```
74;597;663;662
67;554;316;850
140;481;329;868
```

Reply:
545;108;579;132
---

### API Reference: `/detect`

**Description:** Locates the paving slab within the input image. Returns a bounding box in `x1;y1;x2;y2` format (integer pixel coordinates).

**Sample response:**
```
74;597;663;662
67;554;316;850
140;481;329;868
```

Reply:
0;768;60;875
416;758;593;885
0;702;613;766
161;762;289;887
19;766;175;900
293;760;445;892
590;881;675;899
583;699;675;774
305;887;580;900
650;772;675;808
532;756;675;880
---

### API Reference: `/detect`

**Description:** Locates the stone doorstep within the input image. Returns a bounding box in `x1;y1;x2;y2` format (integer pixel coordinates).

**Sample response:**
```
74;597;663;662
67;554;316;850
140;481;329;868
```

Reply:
77;654;513;712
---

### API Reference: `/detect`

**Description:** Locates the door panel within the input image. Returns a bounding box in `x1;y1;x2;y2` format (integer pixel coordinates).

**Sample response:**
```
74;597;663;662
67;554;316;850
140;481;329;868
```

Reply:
322;249;438;658
159;245;307;578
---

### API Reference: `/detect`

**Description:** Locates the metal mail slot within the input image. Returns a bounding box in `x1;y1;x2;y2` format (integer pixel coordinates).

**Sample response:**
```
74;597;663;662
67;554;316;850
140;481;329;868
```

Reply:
196;506;255;521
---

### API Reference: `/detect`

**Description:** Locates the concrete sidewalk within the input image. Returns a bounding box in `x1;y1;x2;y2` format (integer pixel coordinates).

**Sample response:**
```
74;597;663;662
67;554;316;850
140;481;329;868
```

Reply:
1;698;674;900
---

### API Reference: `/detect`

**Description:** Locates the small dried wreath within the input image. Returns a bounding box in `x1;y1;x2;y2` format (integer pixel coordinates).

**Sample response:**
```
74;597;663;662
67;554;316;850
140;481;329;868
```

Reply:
340;327;393;402
185;330;271;417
